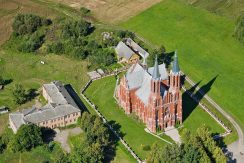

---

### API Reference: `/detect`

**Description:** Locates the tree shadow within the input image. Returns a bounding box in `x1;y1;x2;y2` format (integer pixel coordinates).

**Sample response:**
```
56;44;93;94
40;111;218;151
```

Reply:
65;84;88;112
41;127;56;143
107;120;126;138
104;120;126;163
164;51;175;68
183;75;218;121
3;79;13;86
26;88;39;101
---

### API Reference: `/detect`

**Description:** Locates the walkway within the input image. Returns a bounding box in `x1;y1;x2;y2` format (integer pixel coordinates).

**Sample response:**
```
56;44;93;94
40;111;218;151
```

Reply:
164;127;181;144
183;74;244;162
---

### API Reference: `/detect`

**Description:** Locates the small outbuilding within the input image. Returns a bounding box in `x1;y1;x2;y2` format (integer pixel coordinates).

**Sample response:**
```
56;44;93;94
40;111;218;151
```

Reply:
115;38;149;64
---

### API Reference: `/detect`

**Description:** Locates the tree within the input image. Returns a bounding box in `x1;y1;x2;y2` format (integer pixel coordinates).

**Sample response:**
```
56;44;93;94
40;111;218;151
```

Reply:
12;84;26;104
234;13;244;45
10;124;43;152
182;144;201;163
18;33;44;53
147;126;225;163
12;14;46;35
147;45;166;66
147;143;162;163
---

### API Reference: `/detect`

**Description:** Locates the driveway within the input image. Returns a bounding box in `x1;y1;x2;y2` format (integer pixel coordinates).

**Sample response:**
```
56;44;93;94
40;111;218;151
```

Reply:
54;127;82;153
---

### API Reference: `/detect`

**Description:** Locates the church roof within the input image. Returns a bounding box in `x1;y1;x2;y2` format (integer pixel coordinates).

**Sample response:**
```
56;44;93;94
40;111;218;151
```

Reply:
125;62;169;105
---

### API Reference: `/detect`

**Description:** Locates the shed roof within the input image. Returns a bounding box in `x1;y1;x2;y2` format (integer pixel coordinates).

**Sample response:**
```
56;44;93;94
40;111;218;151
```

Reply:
115;41;135;60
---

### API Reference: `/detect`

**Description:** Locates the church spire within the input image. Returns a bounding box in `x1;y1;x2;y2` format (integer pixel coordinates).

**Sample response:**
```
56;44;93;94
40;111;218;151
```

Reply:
152;55;160;79
172;51;180;73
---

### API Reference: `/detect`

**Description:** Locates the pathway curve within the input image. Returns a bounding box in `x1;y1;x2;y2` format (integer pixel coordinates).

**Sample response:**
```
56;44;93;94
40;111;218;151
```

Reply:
183;74;244;162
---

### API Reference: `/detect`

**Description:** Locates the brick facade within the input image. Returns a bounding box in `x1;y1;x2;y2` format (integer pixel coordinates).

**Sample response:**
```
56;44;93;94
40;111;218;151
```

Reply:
116;55;182;133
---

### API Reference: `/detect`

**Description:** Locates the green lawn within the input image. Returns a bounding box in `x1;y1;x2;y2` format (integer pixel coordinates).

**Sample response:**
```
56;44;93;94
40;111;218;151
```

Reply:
182;92;225;135
84;76;169;160
121;0;244;135
84;76;225;160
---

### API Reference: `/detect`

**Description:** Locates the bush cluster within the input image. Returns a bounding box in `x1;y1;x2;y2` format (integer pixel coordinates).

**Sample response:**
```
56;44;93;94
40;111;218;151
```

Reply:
70;112;112;163
12;14;51;36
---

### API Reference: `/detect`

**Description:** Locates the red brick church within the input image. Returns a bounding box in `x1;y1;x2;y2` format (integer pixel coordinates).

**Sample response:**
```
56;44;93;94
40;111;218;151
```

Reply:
116;52;182;133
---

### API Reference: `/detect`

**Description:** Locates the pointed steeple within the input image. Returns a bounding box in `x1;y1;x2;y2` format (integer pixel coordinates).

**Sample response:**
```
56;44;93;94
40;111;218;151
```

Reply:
172;51;180;73
152;55;160;79
142;57;147;66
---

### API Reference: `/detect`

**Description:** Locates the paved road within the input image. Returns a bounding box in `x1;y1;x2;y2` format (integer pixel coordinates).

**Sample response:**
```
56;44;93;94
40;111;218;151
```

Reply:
184;75;244;162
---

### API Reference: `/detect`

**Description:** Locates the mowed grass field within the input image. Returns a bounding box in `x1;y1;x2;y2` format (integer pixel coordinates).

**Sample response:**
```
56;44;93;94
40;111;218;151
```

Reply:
121;0;244;133
84;76;225;160
50;0;161;24
180;0;244;20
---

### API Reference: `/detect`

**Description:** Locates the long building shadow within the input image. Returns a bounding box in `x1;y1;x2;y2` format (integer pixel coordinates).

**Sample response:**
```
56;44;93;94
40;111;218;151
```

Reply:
65;84;88;112
182;75;218;121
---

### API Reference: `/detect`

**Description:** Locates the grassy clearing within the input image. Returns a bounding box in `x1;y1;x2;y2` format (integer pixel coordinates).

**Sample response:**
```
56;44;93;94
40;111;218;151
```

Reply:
84;76;225;159
180;0;244;20
122;0;244;137
0;144;59;163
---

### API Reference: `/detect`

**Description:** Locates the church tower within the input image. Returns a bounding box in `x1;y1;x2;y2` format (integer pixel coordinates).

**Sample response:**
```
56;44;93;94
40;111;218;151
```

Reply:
147;56;163;132
169;51;182;125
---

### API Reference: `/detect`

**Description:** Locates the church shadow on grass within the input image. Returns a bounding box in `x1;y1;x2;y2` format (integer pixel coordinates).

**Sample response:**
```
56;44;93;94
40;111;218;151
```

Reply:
182;75;218;121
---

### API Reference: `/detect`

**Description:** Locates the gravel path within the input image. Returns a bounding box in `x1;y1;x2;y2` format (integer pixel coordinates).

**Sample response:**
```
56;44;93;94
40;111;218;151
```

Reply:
54;127;82;153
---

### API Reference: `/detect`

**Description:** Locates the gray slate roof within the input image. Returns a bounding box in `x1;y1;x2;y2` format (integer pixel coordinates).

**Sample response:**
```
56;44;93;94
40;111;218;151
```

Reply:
9;81;80;131
125;63;169;105
9;113;26;130
43;81;78;108
24;104;79;123
125;38;149;58
115;41;135;60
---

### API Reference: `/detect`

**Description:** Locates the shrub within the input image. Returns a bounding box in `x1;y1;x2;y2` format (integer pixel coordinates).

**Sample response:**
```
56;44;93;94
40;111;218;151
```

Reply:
12;14;49;35
142;145;151;151
47;42;65;54
9;124;43;152
116;30;135;39
12;84;27;105
18;33;44;53
80;7;90;15
61;20;92;39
